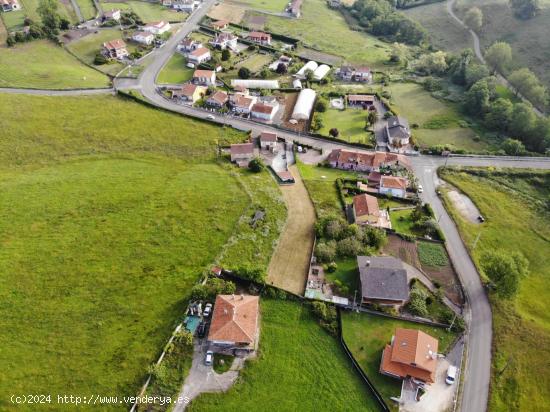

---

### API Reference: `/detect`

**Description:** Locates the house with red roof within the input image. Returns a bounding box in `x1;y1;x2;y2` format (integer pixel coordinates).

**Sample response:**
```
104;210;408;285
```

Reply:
327;149;410;172
248;31;271;46
230;142;255;167
379;176;408;198
193;69;216;86
102;39;128;59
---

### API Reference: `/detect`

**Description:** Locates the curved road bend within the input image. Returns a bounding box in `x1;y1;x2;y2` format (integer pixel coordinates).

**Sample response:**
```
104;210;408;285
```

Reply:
446;0;544;117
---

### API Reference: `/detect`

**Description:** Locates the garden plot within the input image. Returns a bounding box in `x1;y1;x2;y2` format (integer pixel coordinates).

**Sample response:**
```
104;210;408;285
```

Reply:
207;2;246;23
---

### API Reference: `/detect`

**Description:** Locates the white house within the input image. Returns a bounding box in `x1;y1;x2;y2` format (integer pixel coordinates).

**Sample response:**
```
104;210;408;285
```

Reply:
251;102;279;122
385;116;411;147
379;176;408;198
259;132;277;150
188;47;211;64
193;69;216;86
210;32;238;51
132;31;155;45
177;38;202;53
170;0;196;11
1;0;21;12
230;94;256;115
143;21;171;35
103;9;121;21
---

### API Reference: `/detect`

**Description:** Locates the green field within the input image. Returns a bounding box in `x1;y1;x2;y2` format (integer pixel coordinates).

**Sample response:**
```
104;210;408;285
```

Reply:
0;40;109;89
417;241;449;267
231;0;288;12
102;1;188;22
76;0;97;20
319;108;373;144
66;28;133;76
342;311;458;409
389;208;416;235
1;0;77;31
324;258;360;297
263;0;391;68
189;299;380;411
0;92;287;409
386;82;491;151
235;52;273;72
440;168;550;411
157;52;194;84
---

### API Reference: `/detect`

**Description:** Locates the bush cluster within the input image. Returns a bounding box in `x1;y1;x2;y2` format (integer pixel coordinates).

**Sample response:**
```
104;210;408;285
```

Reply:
311;301;338;335
190;277;236;301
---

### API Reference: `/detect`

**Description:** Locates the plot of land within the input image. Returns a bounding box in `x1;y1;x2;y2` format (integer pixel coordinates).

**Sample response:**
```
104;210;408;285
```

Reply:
387;82;489;151
157;52;194;84
229;0;288;12
342;311;458;410
76;0;97;20
440;168;550;411
1;0;77;32
207;2;246;23
319;108;372;145
0;40;109;89
235;52;273;72
102;1;188;22
188;299;380;411
267;165;315;295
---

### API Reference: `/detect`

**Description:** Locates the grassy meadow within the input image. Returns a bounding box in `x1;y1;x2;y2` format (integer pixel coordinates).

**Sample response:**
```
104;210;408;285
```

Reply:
439;167;550;411
319;108;373;145
1;0;77;32
229;0;288;12
0;40;109;89
342;311;458;409
188;299;381;412
262;0;391;68
75;0;97;20
102;1;188;22
386;82;490;151
157;52;194;84
0;93;289;408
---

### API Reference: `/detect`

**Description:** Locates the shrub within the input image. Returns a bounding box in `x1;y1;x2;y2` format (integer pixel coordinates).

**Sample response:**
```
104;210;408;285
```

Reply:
238;67;251;79
336;237;364;258
233;266;266;283
327;262;338;273
315;240;337;263
190;278;236;301
94;53;108;65
407;286;428;317
248;158;265;173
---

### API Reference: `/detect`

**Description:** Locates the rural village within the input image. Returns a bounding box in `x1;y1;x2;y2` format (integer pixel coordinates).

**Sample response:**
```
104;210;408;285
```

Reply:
1;0;549;411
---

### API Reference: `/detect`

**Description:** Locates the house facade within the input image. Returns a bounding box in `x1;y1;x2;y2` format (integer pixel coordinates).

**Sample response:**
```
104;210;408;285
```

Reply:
248;31;271;45
103;9;121;21
259;131;277;150
379;176;408;198
210;32;238;50
207;295;260;355
380;328;439;383
188;47;211;65
358;256;409;306
102;39;128;59
347;94;375;108
250;102;278;121
385;116;411;147
177;38;202;53
230;143;255;167
170;83;206;103
230;94;256;115
352;194;380;225
192;69;216;85
143;21;171;35
327;149;409;172
132;31;155;45
211;20;229;30
170;0;196;11
206;91;229;108
338;65;372;83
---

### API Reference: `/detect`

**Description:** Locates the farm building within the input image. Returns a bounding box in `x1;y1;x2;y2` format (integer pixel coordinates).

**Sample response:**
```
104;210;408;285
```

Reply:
296;61;318;79
231;79;280;89
292;88;316;121
313;64;330;81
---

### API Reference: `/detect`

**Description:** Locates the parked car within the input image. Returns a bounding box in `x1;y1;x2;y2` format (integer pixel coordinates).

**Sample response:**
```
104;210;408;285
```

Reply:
445;365;457;385
203;303;213;317
206;114;215;120
197;321;207;338
204;350;213;366
417;185;424;193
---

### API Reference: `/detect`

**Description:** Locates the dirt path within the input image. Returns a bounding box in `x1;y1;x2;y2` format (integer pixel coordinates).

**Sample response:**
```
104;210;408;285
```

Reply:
446;189;481;224
266;165;315;295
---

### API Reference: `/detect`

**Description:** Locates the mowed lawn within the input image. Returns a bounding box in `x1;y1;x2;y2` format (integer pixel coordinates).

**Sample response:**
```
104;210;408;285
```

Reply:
102;1;188;22
0;40;109;89
387;82;490;151
264;0;391;68
229;0;288;12
319;108;371;144
0;158;249;407
157;53;194;84
188;299;381;412
1;0;77;31
342;311;458;409
440;168;550;411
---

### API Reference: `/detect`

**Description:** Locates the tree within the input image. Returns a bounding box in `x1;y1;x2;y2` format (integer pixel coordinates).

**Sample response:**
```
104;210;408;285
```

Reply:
315;240;337;263
482;250;528;298
311;115;324;131
94;53;108;65
221;49;230;61
304;69;315;84
508;68;548;109
6;35;16;47
464;63;490;87
464;78;491;115
324;218;347;240
276;62;287;74
329;128;339;138
510;0;540;19
464;7;483;31
367;110;378;126
336;237;364;257
260;68;270;79
315;98;327;112
502;138;526;155
448;49;475;85
248;158;264;173
485;42;513;74
416;51;448;75
238;67;251;79
37;0;62;31
485;97;513;131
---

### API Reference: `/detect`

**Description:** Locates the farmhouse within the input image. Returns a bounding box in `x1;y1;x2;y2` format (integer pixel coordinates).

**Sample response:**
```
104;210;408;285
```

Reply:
143;21;171;35
103;9;121;21
288;0;302;17
210;32;238;51
379;176;408;198
259;131;277;149
132;31;155;45
380;328;439;383
170;83;206;103
188;47;211;65
248;31;271;46
102;39;128;59
327;149;410;172
1;0;21;11
251;102;279;122
207;294;260;355
347;94;375;108
206;91;229;108
193;69;216;85
352;194;390;228
230;143;255;167
211;20;229;30
230;94;256;115
357;256;409;306
177;38;202;53
385;116;411;147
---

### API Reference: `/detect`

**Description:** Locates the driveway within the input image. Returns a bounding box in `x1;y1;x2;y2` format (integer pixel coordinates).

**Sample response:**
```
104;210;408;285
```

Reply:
172;342;244;412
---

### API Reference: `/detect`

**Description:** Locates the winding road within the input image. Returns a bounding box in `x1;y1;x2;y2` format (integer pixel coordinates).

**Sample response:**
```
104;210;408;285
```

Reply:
3;3;550;411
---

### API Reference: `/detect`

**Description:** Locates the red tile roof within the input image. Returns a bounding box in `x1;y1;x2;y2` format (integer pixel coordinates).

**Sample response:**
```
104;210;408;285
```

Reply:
251;103;274;114
208;90;228;105
328;149;409;169
260;131;277;142
249;31;271;40
380;176;407;190
230;142;254;155
347;94;375;102
353;194;379;218
193;69;215;78
207;295;259;345
103;39;126;50
190;46;210;57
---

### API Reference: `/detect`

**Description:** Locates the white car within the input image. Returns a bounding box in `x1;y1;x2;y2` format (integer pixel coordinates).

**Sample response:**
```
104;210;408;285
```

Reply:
446;365;457;385
204;350;213;366
417;185;424;193
203;303;212;317
206;114;215;120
